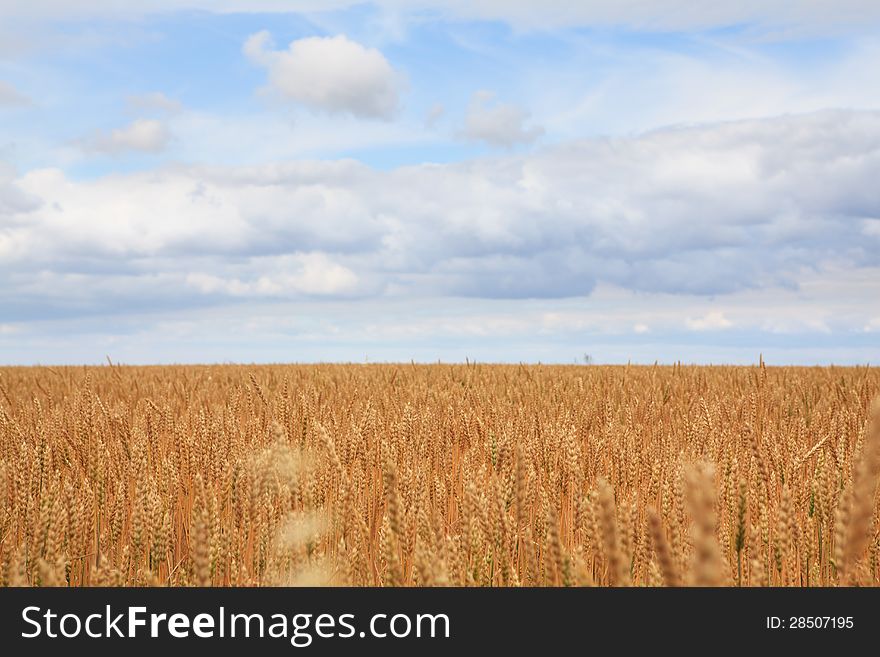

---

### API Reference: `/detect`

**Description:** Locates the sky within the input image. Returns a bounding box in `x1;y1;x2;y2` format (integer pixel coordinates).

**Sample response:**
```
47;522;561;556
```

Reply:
1;1;879;365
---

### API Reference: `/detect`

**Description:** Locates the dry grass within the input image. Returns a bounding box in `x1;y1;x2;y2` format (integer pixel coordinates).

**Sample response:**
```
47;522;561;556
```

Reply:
0;362;878;587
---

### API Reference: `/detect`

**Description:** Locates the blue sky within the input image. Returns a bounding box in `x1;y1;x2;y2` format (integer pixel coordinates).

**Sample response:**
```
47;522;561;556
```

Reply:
1;1;879;365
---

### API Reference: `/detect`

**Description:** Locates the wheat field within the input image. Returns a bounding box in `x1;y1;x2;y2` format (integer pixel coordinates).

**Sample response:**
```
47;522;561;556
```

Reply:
0;362;878;587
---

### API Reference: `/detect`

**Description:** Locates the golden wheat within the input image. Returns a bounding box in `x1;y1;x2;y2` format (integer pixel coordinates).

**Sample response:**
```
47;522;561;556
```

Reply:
0;363;878;587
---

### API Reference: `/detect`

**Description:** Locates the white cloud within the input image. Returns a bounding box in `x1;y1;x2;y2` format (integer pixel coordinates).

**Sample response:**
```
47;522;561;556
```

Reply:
126;92;182;114
424;1;880;33
0;164;41;215
539;39;880;141
0;1;355;21
5;275;879;365
461;91;543;147
85;118;171;154
185;273;250;296
290;253;359;294
186;254;358;297
4;2;880;35
633;323;649;334
3;109;880;322
762;317;831;334
686;312;732;331
0;80;29;107
244;31;400;120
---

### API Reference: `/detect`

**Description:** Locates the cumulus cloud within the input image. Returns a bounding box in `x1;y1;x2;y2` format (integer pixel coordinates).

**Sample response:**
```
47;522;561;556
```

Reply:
186;254;358;297
244;31;400;120
3;109;880;321
0;165;41;216
125;92;182;114
0;80;29;107
84;118;171;154
461;91;543;147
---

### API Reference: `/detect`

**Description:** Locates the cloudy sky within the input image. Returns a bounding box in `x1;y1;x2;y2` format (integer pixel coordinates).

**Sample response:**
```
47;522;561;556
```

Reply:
1;2;879;365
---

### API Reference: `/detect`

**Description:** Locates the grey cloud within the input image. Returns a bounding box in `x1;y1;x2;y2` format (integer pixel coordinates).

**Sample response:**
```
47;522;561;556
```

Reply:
81;118;171;155
4;2;880;35
3;109;880;320
460;91;543;148
434;251;598;299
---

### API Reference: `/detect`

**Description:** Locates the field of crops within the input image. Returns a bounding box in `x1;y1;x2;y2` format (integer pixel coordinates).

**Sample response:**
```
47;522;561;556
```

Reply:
0;363;878;587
